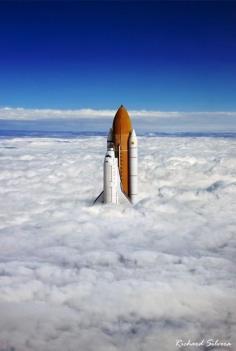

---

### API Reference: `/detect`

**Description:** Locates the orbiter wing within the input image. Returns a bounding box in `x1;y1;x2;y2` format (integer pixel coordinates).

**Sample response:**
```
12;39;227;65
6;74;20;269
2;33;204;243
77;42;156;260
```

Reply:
93;166;130;205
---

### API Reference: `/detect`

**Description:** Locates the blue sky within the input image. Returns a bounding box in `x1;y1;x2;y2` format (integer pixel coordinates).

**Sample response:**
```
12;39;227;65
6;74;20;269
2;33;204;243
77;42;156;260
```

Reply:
0;1;236;111
0;1;236;132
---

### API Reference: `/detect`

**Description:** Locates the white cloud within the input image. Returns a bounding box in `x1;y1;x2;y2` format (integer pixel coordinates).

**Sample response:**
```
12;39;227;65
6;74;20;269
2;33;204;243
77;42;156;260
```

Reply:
0;136;235;350
0;106;236;120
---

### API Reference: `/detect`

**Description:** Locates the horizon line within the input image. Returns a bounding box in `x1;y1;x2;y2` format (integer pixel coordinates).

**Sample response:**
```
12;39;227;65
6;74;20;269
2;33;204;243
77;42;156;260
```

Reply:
1;106;236;120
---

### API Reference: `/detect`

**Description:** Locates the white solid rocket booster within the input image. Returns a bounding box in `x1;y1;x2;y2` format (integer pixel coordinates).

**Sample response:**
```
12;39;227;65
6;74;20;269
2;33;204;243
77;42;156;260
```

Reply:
103;148;119;204
107;128;113;150
129;129;138;204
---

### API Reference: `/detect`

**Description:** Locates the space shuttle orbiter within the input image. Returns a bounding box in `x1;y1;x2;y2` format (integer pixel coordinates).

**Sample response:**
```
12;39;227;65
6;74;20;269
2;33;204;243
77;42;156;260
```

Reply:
94;105;138;205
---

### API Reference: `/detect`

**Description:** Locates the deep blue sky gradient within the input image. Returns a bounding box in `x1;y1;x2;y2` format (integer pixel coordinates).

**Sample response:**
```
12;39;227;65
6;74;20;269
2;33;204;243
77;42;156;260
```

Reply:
0;1;236;110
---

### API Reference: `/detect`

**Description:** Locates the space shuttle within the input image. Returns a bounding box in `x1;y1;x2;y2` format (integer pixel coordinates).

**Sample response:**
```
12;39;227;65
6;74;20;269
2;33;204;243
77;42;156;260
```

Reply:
94;105;138;205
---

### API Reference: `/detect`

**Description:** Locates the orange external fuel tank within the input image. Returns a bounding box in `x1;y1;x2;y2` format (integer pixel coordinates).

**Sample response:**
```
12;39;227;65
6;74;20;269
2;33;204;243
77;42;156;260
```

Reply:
112;105;132;196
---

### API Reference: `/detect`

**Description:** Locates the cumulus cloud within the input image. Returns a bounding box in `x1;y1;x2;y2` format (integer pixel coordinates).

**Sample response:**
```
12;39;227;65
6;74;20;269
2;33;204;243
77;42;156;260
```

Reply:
1;106;236;120
0;136;235;351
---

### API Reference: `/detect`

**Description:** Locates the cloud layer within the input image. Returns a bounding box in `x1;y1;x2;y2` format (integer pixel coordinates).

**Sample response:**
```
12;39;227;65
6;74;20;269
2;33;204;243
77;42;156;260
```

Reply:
1;106;236;120
0;136;235;351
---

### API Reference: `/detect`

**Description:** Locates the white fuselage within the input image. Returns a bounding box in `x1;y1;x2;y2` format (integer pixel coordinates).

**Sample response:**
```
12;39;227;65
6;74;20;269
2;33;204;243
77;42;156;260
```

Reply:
103;148;119;204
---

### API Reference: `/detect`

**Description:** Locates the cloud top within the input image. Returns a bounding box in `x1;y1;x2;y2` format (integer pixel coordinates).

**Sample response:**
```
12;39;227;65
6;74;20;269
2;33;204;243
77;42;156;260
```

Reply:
0;136;235;350
1;107;236;120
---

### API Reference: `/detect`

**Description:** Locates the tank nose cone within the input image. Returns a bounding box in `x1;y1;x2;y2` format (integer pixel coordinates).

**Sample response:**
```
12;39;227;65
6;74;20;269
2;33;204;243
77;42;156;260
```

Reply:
113;105;131;123
112;105;132;135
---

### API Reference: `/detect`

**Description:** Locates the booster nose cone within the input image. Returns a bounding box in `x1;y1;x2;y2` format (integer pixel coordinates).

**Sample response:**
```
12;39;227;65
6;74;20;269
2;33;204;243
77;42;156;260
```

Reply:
129;129;137;146
107;128;113;149
107;128;113;141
